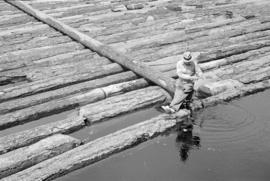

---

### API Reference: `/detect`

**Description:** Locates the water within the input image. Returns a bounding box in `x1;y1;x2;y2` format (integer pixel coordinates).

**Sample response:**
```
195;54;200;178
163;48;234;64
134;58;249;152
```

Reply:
58;89;270;181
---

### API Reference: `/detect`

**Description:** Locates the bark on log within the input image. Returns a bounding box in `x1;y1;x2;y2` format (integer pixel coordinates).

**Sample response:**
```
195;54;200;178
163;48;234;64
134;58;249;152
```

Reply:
0;71;137;114
0;63;123;102
0;113;85;155
6;0;176;95
1;111;189;181
0;134;81;179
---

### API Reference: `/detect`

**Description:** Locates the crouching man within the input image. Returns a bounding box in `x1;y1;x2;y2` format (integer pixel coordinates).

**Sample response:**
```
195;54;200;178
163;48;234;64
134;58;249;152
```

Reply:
162;51;204;113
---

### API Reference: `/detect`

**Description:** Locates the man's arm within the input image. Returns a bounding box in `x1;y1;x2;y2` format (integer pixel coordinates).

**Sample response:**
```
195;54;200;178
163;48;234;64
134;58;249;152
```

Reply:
177;62;198;81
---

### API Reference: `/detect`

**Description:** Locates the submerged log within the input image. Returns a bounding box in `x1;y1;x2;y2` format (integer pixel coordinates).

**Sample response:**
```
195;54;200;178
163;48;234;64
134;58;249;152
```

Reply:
6;0;176;95
0;113;85;155
0;134;81;179
1;111;189;181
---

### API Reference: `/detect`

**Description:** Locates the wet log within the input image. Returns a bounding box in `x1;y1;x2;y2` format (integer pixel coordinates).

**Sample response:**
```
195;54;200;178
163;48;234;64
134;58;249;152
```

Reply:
0;71;137;114
6;0;176;95
0;134;81;179
1;111;189;181
197;79;270;109
0;63;123;102
0;80;152;130
0;113;85;154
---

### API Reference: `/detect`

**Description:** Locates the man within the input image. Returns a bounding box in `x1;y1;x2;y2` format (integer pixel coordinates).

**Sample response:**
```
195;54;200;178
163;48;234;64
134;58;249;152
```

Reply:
162;51;204;113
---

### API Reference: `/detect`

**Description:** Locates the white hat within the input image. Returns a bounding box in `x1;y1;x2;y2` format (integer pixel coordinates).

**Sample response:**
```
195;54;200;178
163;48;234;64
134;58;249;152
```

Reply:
183;51;192;61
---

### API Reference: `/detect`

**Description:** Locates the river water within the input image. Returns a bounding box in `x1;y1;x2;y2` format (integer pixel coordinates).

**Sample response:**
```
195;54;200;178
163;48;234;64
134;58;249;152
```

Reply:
59;89;270;181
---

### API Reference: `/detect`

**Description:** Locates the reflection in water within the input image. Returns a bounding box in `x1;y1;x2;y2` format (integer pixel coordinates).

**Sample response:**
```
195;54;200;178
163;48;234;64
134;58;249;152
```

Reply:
175;118;201;162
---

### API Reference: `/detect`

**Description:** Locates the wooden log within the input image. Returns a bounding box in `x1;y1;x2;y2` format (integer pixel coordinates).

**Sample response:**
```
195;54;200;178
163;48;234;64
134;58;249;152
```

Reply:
0;42;84;65
79;86;169;124
0;134;81;179
0;112;85;154
0;59;113;82
0;80;151;130
6;0;176;95
197;79;270;109
0;71;137;114
1;111;189;181
0;63;123;102
0;35;71;54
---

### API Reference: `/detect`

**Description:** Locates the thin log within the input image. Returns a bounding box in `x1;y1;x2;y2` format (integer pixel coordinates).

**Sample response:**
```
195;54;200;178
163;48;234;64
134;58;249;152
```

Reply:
1;111;189;181
0;134;81;179
0;112;85;155
6;0;176;95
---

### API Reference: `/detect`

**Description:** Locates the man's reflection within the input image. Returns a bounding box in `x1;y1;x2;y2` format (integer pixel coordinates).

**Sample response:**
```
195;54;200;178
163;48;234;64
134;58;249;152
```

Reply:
175;119;201;162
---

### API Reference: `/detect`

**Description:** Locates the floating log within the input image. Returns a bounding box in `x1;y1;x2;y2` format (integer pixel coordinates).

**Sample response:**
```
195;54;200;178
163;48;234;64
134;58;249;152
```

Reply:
0;83;161;131
0;134;81;179
0;71;137;114
1;111;189;181
0;113;85;155
0;63;123;102
6;0;176;95
79;86;169;124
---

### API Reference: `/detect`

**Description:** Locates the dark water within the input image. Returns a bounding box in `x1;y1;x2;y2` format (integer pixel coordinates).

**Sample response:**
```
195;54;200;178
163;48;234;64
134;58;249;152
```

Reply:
58;89;270;181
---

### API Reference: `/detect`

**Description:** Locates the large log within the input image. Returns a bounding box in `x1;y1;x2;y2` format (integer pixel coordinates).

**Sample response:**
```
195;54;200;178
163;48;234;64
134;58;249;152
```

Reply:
1;111;189;181
0;71;137;114
0;82;158;130
0;63;123;102
0;134;81;179
6;0;176;95
0;113;85;154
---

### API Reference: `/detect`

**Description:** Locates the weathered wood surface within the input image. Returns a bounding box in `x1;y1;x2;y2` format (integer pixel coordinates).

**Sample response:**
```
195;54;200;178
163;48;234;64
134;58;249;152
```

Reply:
6;0;176;95
0;134;81;179
1;110;189;181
